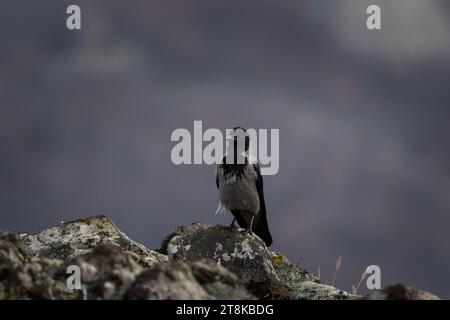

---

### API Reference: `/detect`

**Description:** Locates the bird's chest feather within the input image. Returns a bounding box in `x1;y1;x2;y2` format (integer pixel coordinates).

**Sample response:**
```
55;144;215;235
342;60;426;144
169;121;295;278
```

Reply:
218;165;260;213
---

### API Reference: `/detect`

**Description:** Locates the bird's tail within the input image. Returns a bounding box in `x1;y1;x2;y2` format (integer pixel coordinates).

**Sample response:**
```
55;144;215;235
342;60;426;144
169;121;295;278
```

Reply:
253;211;273;247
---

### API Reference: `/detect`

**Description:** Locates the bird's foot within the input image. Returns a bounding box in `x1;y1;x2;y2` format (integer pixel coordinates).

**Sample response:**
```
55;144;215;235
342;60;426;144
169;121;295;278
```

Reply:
225;218;236;230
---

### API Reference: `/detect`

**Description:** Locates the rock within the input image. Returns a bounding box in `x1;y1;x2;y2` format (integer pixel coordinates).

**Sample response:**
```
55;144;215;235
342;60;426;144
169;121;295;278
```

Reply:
3;218;155;299
0;239;26;299
159;223;350;300
363;283;441;300
126;259;254;300
19;215;167;267
0;230;24;247
291;281;350;300
271;253;319;285
270;253;349;299
159;223;290;299
0;237;25;267
189;259;256;299
0;238;76;300
1;240;252;300
0;216;443;300
1;219;256;300
63;244;145;299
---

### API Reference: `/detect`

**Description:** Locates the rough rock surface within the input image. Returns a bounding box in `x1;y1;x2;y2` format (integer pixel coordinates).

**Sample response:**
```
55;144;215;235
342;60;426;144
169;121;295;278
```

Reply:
362;283;441;300
159;223;289;298
19;215;167;267
0;216;442;300
270;253;349;300
126;259;254;300
63;244;144;299
292;281;350;300
0;236;72;300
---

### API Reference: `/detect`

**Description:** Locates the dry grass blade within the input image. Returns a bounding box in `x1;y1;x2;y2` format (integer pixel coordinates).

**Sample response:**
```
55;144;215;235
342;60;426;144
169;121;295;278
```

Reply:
353;268;369;295
352;285;357;295
317;265;321;282
331;256;342;286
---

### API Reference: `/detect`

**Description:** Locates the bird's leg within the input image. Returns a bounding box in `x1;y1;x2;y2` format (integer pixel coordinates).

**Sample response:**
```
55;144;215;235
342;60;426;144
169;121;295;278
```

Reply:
229;217;236;228
249;214;255;231
244;214;255;235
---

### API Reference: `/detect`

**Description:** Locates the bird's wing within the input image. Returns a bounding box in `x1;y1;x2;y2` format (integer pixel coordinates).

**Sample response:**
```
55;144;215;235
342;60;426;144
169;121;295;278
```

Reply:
215;202;225;216
253;162;265;213
253;161;272;246
215;166;219;189
216;156;227;189
214;166;225;215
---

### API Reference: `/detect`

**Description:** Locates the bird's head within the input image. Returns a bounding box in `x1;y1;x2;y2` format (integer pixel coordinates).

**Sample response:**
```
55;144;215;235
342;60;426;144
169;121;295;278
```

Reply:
227;127;250;152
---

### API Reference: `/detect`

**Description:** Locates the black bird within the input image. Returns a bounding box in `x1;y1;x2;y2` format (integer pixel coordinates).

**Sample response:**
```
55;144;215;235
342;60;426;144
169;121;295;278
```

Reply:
215;127;273;246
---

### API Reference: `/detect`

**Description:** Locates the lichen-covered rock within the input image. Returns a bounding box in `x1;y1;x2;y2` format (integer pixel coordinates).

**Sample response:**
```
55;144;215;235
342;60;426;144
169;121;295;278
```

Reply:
159;223;290;299
0;230;24;248
290;281;350;300
271;253;319;285
126;259;254;300
362;283;441;300
1;217;443;300
0;238;77;300
19;215;167;266
189;259;256;300
62;244;145;299
1;220;256;300
0;239;27;299
1;238;254;300
269;253;349;299
2;217;161;300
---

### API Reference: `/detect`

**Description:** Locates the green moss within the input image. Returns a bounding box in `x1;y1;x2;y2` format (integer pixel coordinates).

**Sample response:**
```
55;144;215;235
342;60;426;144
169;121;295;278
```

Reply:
273;256;319;287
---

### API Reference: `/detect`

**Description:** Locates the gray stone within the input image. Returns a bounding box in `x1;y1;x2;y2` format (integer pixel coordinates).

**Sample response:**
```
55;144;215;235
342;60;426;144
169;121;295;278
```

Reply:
0;217;442;300
160;223;290;299
0;238;76;300
19;215;167;266
62;244;144;299
125;259;254;300
290;281;350;300
272;253;350;300
270;253;349;300
362;283;441;300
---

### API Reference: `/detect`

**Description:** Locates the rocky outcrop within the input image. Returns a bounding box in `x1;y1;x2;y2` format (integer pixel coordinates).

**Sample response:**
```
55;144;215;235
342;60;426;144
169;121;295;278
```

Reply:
270;253;349;300
126;259;254;300
362;283;441;300
159;223;289;299
0;216;441;300
0;232;72;300
18;215;167;267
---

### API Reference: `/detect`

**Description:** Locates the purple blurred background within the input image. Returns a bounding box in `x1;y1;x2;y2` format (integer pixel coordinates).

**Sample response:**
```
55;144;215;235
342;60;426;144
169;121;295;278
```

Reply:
1;0;449;297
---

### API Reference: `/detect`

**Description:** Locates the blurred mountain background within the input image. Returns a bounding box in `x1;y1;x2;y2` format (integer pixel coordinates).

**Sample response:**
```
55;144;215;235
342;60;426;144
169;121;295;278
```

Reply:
0;0;449;297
